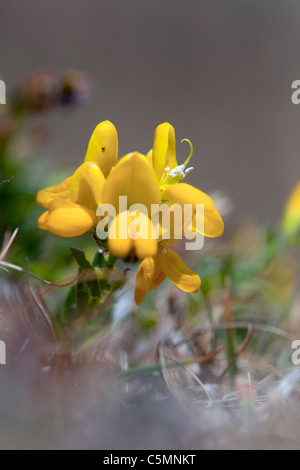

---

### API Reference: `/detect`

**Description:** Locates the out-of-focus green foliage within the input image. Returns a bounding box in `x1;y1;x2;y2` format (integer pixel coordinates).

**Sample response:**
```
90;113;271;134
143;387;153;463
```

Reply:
0;69;90;279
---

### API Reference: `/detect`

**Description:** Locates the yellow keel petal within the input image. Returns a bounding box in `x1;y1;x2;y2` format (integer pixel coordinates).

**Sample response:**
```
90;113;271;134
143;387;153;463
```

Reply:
108;211;158;260
36;177;72;208
38;199;96;238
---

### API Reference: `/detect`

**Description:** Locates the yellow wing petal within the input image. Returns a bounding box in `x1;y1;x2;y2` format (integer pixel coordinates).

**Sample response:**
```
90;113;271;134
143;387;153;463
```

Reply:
153;122;177;180
162;183;224;238
36;177;72;208
192;208;224;238
38;199;96;238
102;152;161;213
70;162;105;211
162;182;214;209
158;247;201;293
84;120;118;177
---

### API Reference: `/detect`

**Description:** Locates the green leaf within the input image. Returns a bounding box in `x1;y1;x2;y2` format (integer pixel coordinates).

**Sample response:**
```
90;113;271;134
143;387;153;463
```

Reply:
76;281;90;313
70;247;92;270
92;249;107;268
106;253;117;268
70;247;102;304
201;278;211;296
60;285;77;325
87;278;102;301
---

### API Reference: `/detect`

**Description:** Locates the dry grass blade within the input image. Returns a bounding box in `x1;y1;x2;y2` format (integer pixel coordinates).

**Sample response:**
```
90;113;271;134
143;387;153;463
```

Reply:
182;347;227;366
23;259;58;342
25;277;58;342
173;321;291;349
0;228;19;265
155;341;186;405
0;260;80;287
156;342;213;405
166;356;213;402
0;176;14;188
156;341;171;386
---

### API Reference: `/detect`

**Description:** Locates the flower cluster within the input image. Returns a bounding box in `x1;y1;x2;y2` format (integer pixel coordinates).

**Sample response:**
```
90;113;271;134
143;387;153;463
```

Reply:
37;121;224;304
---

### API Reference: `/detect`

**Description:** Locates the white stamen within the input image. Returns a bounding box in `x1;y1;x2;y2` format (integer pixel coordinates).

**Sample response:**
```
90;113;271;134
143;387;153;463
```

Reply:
185;167;194;175
162;164;193;185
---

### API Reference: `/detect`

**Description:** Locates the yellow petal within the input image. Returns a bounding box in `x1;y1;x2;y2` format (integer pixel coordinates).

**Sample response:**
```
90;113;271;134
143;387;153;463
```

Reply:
283;182;300;235
192;208;224;238
107;212;132;259
102;152;161;213
36;177;72;208
84;120;118;177
70;162;105;211
134;237;158;260
37;210;50;230
158;247;201;293
162;183;224;238
146;149;153;166
38;199;96;238
162;182;214;209
153;123;177;180
134;255;166;305
108;210;158;260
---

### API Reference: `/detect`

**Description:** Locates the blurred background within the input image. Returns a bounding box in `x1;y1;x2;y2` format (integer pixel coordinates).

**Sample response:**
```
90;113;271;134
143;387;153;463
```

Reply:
1;0;300;227
1;2;300;450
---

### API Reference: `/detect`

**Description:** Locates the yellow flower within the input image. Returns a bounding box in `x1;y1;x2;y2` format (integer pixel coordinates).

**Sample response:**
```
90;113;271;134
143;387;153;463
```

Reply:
150;122;224;238
282;181;300;236
134;122;224;304
102;151;162;260
37;120;117;237
37;120;224;304
135;241;201;305
37;121;162;260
